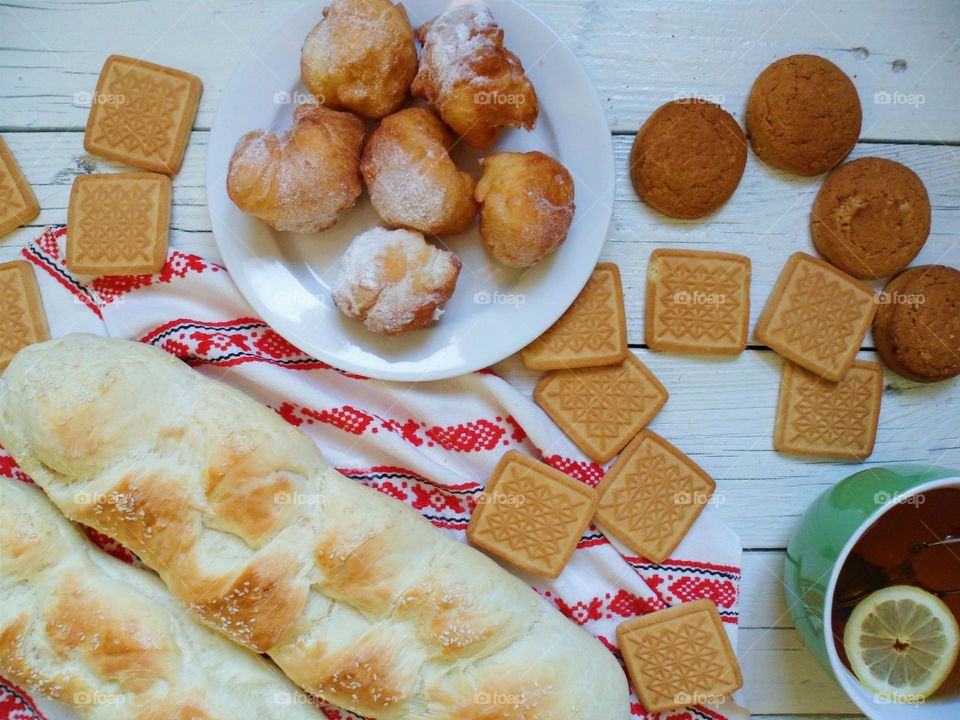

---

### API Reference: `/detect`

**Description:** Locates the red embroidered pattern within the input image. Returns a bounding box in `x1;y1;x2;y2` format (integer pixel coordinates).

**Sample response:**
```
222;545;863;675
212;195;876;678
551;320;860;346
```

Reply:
625;558;741;624
279;401;527;455
544;588;667;627
21;226;101;318
541;453;605;487
140;318;365;375
91;250;222;305
0;449;30;484
0;679;45;720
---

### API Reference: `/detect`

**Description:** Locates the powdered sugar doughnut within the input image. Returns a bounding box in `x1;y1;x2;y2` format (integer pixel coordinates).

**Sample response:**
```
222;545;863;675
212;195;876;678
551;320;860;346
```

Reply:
301;0;418;119
411;4;538;149
476;151;575;268
332;227;462;335
361;107;477;236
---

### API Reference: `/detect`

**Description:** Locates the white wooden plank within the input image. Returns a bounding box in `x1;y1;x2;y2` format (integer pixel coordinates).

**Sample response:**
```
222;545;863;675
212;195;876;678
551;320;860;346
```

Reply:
740;551;792;628
738;628;859;715
569;0;960;143
491;350;960;548
2;0;959;141
3;131;958;350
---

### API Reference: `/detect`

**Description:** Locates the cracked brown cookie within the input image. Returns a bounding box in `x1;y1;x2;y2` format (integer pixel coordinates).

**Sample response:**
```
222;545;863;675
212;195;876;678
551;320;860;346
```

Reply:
874;265;960;383
630;99;747;219
812;157;930;279
746;54;861;176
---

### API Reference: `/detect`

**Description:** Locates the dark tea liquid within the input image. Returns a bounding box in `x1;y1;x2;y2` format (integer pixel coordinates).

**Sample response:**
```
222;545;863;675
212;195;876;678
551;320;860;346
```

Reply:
832;488;960;695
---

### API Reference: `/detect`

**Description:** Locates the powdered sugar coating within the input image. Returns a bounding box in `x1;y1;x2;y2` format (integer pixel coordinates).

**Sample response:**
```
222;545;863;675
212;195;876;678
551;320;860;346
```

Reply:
300;0;418;119
410;4;539;149
227;104;365;233
361;107;477;236
476;151;575;268
421;5;499;98
332;227;462;335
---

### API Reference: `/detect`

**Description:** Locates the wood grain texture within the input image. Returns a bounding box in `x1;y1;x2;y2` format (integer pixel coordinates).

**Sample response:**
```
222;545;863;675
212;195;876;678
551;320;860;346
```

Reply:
2;132;958;349
2;2;959;717
2;0;959;140
494;351;960;548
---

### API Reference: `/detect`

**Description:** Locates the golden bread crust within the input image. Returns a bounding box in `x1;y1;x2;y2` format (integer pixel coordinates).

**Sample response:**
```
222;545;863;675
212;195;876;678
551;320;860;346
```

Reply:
0;335;631;719
0;479;325;720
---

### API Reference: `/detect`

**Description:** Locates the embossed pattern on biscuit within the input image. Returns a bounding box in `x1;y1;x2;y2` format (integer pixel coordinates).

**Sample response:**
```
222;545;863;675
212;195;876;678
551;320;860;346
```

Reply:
0;137;41;238
521;262;627;370
84;55;202;175
617;599;742;713
756;252;875;381
534;354;668;463
646;249;750;354
775;360;882;459
467;451;598;578
67;173;171;276
595;431;715;563
0;260;49;370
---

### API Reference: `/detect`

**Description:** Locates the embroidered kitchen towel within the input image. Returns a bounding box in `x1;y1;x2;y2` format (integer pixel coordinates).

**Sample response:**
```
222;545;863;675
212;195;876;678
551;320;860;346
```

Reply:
1;227;746;720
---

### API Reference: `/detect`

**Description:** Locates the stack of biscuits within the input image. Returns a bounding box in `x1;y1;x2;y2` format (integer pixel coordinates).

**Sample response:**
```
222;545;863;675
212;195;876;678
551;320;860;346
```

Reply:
464;262;742;712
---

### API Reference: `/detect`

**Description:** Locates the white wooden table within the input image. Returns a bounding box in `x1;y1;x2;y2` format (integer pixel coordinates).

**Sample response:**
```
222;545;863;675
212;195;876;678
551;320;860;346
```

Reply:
2;1;959;717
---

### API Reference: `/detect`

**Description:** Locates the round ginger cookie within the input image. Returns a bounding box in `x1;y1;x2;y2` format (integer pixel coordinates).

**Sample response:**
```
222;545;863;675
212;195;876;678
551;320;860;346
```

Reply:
874;265;960;383
630;99;747;219
812;157;931;279
746;54;861;176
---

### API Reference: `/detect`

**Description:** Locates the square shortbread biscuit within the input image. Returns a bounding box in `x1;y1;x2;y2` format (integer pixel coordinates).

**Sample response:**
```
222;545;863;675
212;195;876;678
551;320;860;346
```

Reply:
595;430;715;563
617;599;743;713
534;354;668;463
775;359;883;459
645;248;751;354
67;172;171;276
756;252;876;381
0;260;49;370
467;451;598;578
0;137;41;239
522;262;628;370
84;55;202;175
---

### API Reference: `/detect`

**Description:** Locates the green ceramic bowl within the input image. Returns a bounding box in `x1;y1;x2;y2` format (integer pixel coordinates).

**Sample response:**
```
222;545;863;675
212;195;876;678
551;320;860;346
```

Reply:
785;464;960;719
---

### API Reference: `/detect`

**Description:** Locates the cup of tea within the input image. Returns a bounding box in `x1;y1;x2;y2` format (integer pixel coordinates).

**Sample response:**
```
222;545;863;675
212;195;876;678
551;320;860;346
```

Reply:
785;464;960;719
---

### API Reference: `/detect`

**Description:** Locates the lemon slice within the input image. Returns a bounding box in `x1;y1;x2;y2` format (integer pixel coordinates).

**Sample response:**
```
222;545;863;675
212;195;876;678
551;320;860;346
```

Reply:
843;585;960;701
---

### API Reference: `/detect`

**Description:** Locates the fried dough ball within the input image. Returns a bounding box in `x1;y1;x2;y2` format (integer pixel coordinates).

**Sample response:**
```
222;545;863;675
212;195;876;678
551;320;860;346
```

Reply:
227;104;365;233
476;151;575;268
301;0;418;119
361;107;478;236
332;227;462;335
411;4;538;149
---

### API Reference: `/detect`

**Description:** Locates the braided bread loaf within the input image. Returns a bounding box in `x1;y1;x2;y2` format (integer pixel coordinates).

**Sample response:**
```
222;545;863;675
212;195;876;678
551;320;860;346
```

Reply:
0;335;630;720
0;478;326;720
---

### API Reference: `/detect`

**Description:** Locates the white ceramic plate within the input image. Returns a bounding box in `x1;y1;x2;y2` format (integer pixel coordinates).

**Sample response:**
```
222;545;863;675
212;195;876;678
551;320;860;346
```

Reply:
206;0;614;381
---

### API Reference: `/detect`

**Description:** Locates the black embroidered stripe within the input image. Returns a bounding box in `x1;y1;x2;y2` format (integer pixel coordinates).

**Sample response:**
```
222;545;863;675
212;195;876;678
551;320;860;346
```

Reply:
629;563;740;580
25;245;98;307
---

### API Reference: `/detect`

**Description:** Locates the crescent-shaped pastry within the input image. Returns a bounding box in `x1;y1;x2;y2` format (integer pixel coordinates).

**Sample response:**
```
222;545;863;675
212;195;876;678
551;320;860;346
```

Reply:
227;103;365;233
